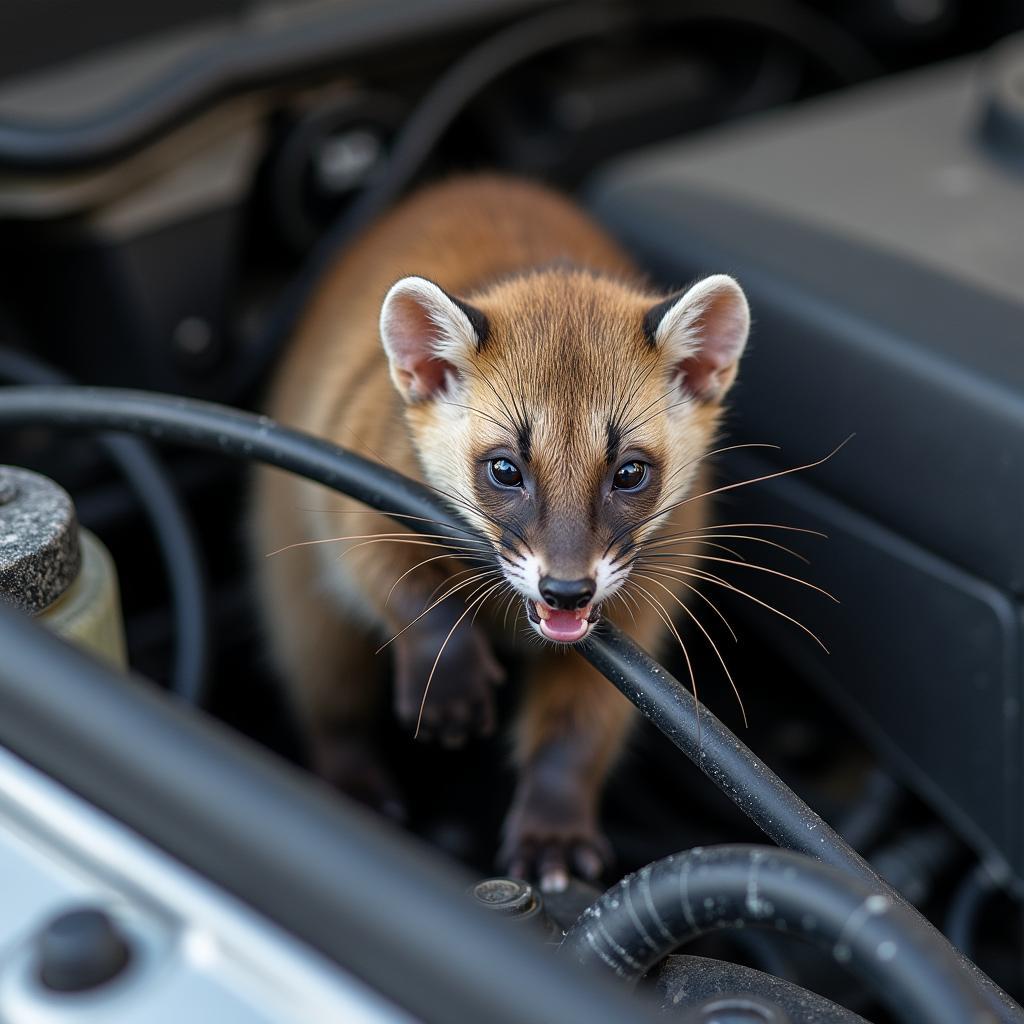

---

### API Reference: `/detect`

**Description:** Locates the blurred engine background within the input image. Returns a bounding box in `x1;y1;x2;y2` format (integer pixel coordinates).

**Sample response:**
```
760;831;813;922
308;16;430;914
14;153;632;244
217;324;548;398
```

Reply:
1;2;1023;1018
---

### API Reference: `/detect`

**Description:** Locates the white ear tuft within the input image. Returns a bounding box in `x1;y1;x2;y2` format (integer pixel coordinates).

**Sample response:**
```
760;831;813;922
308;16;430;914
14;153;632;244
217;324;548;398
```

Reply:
647;274;750;402
379;276;487;402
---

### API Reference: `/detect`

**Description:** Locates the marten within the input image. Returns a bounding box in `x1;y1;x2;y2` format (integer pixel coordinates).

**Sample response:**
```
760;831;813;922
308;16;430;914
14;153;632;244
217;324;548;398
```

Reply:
252;175;750;892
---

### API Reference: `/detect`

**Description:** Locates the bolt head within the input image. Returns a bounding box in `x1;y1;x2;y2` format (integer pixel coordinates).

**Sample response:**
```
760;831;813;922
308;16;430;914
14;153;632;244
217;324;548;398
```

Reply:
36;907;133;993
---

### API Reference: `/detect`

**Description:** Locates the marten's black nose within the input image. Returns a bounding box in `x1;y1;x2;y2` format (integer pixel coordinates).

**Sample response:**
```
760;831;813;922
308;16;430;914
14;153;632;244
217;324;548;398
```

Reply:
539;576;595;611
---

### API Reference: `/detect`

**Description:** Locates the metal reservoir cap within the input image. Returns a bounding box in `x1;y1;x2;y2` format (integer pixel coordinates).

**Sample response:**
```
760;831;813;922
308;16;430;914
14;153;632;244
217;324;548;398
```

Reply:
0;466;82;615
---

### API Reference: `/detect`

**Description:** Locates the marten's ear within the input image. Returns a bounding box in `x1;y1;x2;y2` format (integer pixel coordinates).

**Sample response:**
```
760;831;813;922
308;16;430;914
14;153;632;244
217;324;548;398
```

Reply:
380;276;487;402
644;275;750;403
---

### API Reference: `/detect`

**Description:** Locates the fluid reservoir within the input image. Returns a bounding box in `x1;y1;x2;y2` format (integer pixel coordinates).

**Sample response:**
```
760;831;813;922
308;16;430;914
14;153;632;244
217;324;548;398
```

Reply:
0;466;126;668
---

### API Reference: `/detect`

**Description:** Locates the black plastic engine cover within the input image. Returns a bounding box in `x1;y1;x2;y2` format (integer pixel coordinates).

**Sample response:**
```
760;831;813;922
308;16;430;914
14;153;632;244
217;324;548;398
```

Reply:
587;49;1024;880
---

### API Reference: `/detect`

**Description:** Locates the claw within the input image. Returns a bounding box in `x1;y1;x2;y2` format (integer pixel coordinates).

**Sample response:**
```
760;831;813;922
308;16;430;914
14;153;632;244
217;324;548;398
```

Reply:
500;825;612;892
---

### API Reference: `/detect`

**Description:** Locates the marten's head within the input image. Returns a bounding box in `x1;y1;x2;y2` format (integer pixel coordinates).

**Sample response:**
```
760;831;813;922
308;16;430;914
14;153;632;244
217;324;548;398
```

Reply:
380;269;750;643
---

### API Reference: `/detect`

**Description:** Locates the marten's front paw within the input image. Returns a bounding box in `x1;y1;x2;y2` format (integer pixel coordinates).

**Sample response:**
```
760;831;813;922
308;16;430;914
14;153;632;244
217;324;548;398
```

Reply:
499;801;612;894
393;622;504;746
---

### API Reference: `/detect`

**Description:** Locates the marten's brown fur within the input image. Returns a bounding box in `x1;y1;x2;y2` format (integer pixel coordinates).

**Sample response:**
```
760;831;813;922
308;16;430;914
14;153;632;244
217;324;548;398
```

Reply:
253;175;749;890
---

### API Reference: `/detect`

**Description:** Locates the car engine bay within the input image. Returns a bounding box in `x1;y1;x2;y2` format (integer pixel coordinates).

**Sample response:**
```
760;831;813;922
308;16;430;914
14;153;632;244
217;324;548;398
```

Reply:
1;2;1023;1021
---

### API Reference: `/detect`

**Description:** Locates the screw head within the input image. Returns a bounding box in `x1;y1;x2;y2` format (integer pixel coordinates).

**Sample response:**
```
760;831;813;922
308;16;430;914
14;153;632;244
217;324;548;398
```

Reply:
471;878;541;919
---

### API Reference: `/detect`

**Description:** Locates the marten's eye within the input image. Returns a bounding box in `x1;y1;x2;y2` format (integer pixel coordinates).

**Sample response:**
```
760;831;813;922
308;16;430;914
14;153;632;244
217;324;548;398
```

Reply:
488;457;524;488
613;460;648;491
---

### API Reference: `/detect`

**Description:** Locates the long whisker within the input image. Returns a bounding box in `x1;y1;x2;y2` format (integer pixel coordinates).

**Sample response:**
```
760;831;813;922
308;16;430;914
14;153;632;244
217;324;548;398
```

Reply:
435;480;533;552
375;568;504;654
616;584;643;621
647;553;837;602
301;507;493;544
638;437;853;536
501;587;521;630
625;579;702;745
500;358;532;442
313;416;521;551
632;565;738;642
604;588;638;627
333;539;487;567
603;443;785;556
266;532;481;558
611;522;827;568
386;553;492;607
649;538;749;561
471;579;508;627
414;579;505;738
699;521;828;538
633;571;747;727
641;561;830;653
641;532;811;564
423;562;501;606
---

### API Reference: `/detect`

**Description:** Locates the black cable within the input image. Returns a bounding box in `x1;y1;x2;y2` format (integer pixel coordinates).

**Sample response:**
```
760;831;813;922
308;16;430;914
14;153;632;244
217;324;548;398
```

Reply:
0;384;1015;1021
0;602;664;1024
231;0;880;401
577;620;1020;1022
0;352;208;705
0;390;856;860
560;845;993;1024
233;3;627;401
578;621;874;879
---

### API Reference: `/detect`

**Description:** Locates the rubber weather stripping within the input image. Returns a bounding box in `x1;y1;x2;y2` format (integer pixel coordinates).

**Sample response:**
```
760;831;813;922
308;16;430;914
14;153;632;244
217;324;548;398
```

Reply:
0;384;1017;1023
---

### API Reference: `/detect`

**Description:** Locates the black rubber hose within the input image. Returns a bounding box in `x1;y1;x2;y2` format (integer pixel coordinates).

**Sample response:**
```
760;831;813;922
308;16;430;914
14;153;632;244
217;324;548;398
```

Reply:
0;391;858;865
0;602;666;1024
0;386;466;541
577;622;874;879
0;352;208;705
236;3;626;401
0;384;1017;1022
577;623;1021;1022
560;845;995;1024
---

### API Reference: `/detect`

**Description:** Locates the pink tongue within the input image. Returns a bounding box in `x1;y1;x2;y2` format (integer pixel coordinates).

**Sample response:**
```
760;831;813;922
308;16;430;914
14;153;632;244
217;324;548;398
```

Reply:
540;609;587;642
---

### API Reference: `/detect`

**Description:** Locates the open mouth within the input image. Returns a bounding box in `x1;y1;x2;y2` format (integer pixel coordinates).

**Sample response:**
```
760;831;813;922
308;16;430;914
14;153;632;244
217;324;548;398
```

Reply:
525;599;601;643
